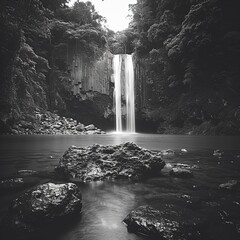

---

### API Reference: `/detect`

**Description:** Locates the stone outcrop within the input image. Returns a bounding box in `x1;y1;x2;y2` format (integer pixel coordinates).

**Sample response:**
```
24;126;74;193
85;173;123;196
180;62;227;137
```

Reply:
2;183;82;234
55;142;165;182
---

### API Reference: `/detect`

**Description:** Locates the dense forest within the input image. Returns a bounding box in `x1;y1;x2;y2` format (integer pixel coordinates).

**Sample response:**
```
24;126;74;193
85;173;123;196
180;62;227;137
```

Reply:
121;0;240;134
1;0;240;135
0;0;114;133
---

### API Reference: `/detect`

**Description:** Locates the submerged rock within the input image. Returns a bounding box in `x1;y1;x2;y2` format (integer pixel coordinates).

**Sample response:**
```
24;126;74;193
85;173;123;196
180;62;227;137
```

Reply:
219;180;240;191
55;142;165;182
0;178;25;191
161;149;175;156
2;182;82;234
213;149;224;158
168;163;195;178
169;167;193;178
16;170;38;176
0;171;40;192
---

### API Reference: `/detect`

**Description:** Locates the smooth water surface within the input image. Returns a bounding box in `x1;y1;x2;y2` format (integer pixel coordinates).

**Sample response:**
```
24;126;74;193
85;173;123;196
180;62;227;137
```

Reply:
0;134;240;240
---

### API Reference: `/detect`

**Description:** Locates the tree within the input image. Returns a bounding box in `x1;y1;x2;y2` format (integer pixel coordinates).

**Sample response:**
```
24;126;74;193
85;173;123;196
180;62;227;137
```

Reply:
39;0;69;10
55;1;104;27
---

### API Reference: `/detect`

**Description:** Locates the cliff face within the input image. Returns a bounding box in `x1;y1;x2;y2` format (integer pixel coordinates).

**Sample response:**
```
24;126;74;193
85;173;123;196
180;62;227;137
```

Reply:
0;1;114;133
49;22;114;127
131;0;240;135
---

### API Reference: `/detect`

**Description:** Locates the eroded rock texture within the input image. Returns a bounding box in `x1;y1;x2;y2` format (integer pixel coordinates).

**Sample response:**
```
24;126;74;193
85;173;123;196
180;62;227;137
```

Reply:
123;205;204;240
2;183;82;234
56;142;165;182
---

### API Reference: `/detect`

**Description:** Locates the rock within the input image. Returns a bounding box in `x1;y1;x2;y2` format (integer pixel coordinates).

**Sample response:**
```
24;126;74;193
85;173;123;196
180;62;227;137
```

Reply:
161;149;175;156
55;142;165;182
76;123;85;131
219;180;240;191
84;124;96;131
19;121;34;130
2;183;82;234
169;167;193;178
16;170;38;176
13;111;105;135
0;178;24;191
173;163;198;169
213;149;224;158
52;124;61;129
168;162;196;178
123;205;204;239
123;205;179;239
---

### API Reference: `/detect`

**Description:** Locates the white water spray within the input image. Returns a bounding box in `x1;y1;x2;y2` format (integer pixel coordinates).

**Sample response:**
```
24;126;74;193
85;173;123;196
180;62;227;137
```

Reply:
124;55;135;133
113;55;122;132
113;54;135;133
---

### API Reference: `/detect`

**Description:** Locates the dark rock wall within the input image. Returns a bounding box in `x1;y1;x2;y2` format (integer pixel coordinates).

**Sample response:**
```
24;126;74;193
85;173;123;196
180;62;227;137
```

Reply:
49;36;114;128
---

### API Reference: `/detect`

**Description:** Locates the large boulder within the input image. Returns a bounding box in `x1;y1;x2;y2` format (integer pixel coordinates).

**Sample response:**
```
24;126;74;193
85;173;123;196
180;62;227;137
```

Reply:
123;205;205;240
2;182;82;234
55;142;165;182
123;205;180;239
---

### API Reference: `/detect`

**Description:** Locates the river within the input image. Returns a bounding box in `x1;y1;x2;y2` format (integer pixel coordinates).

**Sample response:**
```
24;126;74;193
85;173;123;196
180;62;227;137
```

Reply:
0;133;240;240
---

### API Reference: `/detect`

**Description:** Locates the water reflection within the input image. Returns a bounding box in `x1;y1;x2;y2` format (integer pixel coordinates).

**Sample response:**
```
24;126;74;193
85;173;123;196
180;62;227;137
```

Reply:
60;181;139;240
0;134;240;240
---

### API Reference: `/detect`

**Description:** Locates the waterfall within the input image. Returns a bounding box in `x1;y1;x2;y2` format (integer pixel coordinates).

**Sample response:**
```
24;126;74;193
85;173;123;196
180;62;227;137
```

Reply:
113;54;135;133
113;55;122;132
125;55;135;133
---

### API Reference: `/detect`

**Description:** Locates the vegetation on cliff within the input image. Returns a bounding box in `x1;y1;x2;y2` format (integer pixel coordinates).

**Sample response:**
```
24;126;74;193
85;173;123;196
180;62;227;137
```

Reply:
120;0;240;135
0;0;110;133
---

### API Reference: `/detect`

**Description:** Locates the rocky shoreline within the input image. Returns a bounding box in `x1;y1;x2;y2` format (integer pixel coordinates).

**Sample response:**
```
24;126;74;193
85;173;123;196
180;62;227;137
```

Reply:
7;111;106;135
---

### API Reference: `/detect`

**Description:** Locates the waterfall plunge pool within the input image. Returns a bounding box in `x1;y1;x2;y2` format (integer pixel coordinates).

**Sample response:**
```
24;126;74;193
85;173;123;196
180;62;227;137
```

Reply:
0;133;240;240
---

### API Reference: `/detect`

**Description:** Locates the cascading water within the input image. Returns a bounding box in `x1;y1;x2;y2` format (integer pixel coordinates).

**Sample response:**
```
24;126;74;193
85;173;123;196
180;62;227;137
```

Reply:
113;55;122;132
113;54;135;133
124;55;135;133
